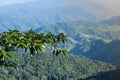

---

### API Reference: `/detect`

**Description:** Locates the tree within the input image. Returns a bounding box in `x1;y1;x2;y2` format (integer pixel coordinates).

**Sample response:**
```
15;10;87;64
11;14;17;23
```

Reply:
0;29;68;67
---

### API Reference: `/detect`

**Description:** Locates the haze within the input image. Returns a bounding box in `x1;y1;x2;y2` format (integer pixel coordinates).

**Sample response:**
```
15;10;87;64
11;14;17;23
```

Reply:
0;0;120;19
0;0;120;10
90;0;120;14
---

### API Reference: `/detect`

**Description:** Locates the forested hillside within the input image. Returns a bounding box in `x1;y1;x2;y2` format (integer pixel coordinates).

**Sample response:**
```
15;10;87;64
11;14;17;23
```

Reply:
0;52;117;80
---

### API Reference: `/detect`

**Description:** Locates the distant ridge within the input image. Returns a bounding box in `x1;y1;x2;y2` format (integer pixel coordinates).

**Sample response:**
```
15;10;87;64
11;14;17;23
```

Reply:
101;16;120;26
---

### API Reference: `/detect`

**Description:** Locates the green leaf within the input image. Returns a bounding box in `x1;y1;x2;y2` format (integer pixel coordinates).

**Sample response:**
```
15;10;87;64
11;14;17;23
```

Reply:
6;52;13;59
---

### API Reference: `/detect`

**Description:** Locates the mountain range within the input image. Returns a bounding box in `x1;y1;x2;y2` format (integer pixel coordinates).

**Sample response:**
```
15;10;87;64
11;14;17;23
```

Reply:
0;0;120;79
1;1;120;64
0;0;119;32
34;19;120;65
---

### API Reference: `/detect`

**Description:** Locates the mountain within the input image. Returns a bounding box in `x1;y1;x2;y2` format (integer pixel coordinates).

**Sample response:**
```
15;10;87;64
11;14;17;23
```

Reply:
34;21;120;65
0;0;117;32
0;0;120;79
70;39;120;65
101;16;120;26
91;39;120;65
35;20;120;40
70;39;107;55
35;18;120;39
0;52;118;80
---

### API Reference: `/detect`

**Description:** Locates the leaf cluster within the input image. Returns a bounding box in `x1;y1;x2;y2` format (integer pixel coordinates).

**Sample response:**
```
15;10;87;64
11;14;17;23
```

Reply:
0;29;67;67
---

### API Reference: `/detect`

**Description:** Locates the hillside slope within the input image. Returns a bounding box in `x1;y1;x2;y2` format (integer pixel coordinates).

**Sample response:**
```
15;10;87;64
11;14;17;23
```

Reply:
70;39;120;65
0;52;117;80
91;39;120;65
35;21;120;40
34;21;120;65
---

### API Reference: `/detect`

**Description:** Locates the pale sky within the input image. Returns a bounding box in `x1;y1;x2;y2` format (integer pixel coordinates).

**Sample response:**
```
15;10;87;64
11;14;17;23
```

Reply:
0;0;120;8
90;0;120;10
0;0;119;5
0;0;120;15
0;0;37;6
89;0;120;15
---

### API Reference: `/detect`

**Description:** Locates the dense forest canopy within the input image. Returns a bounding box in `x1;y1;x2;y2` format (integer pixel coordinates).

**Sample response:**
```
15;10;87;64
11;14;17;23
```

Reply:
0;52;117;80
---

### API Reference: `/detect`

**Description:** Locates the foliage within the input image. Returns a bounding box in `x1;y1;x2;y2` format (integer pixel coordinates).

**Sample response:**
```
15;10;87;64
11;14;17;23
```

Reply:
0;52;117;80
0;29;67;67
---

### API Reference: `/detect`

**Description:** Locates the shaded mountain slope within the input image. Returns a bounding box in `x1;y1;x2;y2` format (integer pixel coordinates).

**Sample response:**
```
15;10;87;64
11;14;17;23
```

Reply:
91;39;120;65
70;39;120;65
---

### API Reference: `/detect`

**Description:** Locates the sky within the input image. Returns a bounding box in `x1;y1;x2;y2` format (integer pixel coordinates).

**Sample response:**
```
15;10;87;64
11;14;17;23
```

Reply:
0;0;37;6
0;0;120;15
0;0;120;8
0;0;120;5
90;0;120;10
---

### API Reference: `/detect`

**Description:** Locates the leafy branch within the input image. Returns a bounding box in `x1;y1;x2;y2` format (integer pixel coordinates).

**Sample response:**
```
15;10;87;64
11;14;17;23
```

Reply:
0;29;68;67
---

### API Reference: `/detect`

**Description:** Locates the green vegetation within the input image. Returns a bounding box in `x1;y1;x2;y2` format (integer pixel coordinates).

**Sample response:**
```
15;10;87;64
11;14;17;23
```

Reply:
0;29;67;67
83;69;120;80
0;18;120;79
0;29;118;79
0;52;117;80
